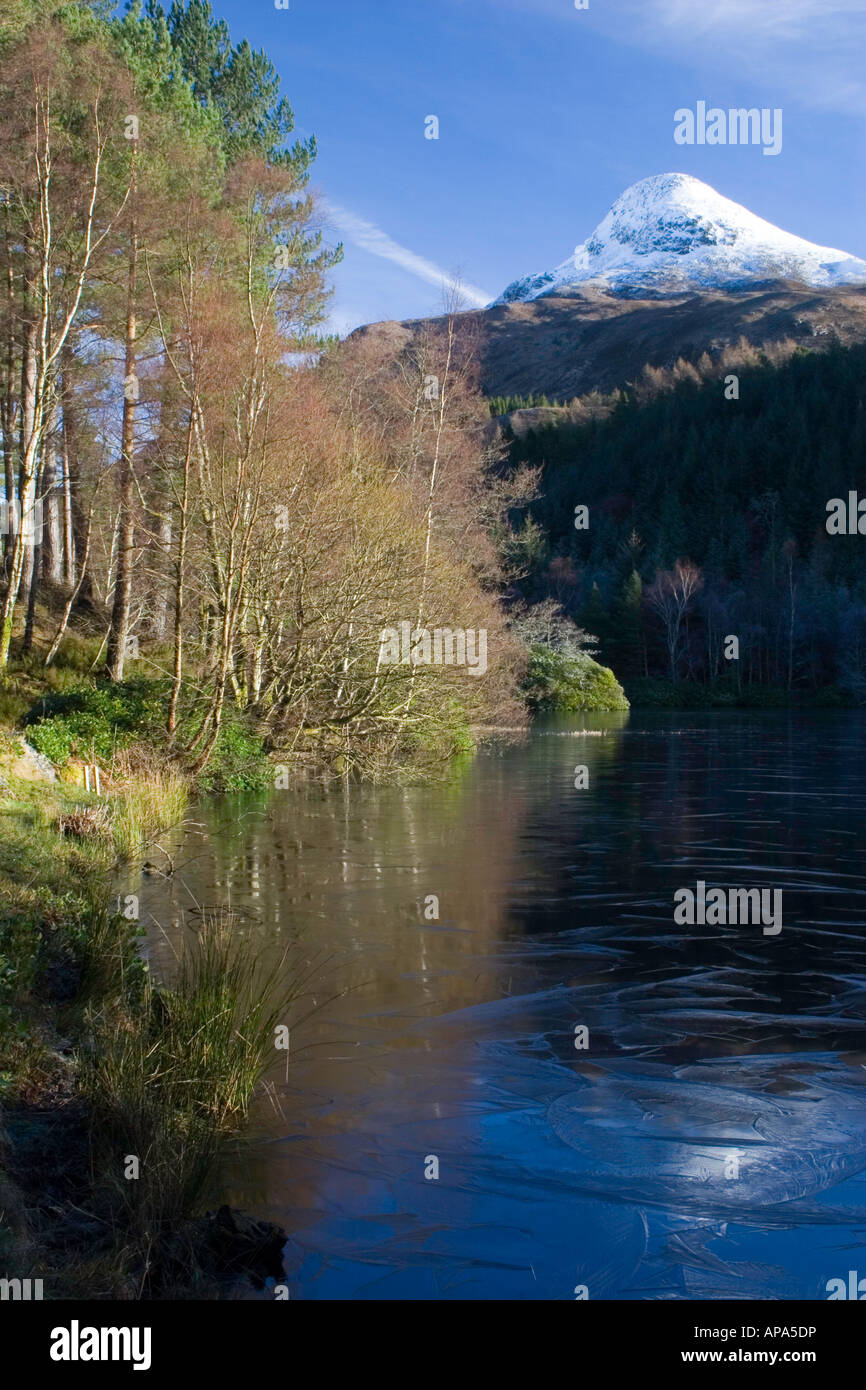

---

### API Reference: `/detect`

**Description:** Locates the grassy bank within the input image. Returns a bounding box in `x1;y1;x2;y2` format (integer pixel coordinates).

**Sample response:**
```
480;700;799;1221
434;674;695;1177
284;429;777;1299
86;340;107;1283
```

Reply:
0;711;301;1298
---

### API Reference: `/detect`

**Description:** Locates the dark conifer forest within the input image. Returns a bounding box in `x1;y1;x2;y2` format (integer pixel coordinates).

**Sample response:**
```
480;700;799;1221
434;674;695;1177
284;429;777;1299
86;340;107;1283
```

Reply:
506;343;866;701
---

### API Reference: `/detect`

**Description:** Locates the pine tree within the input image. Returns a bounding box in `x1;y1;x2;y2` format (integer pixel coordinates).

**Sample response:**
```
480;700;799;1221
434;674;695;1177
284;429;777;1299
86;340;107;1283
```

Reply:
608;569;643;678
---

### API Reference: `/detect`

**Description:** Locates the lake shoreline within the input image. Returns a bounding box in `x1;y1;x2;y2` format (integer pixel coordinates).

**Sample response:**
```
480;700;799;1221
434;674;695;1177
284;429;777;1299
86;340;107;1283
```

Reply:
137;708;866;1300
0;735;292;1300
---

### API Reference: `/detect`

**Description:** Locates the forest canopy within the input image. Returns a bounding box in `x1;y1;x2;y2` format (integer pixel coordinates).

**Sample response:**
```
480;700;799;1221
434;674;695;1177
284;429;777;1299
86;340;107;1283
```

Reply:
0;0;552;778
506;342;866;701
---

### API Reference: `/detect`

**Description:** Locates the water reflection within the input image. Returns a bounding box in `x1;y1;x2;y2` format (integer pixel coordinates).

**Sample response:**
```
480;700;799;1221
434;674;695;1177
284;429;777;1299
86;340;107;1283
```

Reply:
139;710;866;1300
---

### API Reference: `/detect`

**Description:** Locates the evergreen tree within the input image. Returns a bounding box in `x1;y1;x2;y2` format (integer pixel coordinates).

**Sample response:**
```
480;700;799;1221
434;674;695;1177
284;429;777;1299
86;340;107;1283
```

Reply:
608;569;643;678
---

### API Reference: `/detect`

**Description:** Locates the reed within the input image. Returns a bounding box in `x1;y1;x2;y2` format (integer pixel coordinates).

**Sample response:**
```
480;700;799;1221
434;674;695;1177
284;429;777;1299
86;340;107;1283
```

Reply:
107;769;187;859
81;910;311;1287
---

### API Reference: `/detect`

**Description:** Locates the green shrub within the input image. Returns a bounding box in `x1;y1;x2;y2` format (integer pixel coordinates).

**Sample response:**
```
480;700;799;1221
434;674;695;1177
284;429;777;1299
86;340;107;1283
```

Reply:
193;713;271;793
624;678;720;708
22;677;271;790
400;697;476;761
524;646;629;712
624;678;802;708
23;679;169;765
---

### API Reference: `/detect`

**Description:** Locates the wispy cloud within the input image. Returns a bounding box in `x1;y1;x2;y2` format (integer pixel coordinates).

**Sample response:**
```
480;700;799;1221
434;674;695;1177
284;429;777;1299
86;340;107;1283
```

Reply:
645;0;862;43
638;0;866;116
326;204;493;308
484;0;866;116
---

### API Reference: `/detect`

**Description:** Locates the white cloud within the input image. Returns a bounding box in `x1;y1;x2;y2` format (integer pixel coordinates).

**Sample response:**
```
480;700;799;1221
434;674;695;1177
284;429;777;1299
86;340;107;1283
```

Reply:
646;0;862;42
639;0;866;116
485;0;866;116
326;204;493;309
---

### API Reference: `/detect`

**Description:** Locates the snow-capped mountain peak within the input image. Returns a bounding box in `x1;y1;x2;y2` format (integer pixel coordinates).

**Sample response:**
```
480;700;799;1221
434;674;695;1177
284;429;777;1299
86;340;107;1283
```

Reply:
495;174;866;303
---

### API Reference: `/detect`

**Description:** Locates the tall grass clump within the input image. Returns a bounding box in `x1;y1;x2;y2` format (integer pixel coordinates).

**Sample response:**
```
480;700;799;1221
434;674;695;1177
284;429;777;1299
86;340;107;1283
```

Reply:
81;912;313;1288
107;756;188;859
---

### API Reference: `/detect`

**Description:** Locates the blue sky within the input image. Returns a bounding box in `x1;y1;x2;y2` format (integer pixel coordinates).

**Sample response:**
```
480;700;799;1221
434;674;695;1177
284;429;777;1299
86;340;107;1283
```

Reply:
210;0;866;334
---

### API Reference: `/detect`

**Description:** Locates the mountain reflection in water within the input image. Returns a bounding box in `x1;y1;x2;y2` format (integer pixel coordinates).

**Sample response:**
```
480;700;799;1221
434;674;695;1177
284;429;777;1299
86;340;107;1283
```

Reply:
139;711;866;1300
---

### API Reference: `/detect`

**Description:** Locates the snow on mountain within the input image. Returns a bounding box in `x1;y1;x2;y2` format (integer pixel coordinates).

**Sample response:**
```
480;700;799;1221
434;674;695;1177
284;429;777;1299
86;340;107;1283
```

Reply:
495;174;866;304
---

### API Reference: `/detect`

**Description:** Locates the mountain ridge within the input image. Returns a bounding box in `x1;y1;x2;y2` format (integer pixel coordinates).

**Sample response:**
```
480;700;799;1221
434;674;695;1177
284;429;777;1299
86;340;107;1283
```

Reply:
352;280;866;402
494;173;866;304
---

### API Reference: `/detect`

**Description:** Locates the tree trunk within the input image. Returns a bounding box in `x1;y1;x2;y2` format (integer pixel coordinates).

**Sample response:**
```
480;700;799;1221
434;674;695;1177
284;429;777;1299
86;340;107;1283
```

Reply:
62;431;75;586
43;400;63;584
152;506;172;639
2;203;16;566
106;152;137;682
17;316;37;614
22;478;40;654
46;505;93;666
167;413;194;735
60;342;90;596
